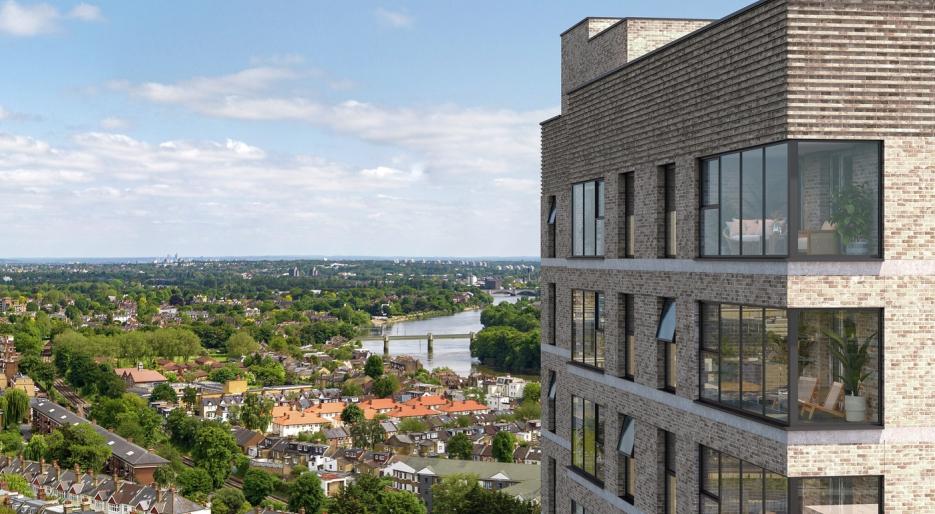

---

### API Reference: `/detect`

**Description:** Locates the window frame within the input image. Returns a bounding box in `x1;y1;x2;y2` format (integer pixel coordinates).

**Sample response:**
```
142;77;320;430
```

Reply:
571;289;606;370
697;303;885;429
663;164;677;258
664;431;676;514
658;299;677;392
547;370;557;433
696;139;884;261
618;293;635;380
620;172;635;258
570;395;604;485
617;415;636;503
571;178;605;258
698;445;884;514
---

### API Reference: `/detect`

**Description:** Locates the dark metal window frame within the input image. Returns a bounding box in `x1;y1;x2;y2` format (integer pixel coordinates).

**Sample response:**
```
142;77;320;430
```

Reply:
548;283;556;346
698;445;884;514
697;303;885;430
617;415;636;504
571;289;605;370
658;298;677;393
663;164;677;258
570;395;604;486
571;178;606;258
664;431;676;514
619;293;635;380
547;195;557;258
620;172;635;258
696;139;884;261
547;370;557;433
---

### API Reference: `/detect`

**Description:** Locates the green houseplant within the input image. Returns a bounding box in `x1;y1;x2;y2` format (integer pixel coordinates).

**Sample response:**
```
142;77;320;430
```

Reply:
823;322;876;422
829;183;874;255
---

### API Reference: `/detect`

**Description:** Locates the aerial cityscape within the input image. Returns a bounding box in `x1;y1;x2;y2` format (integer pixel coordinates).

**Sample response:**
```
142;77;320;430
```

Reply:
1;0;934;513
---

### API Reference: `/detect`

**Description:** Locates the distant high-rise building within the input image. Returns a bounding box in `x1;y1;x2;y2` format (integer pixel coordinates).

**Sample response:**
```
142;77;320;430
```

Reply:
540;1;935;513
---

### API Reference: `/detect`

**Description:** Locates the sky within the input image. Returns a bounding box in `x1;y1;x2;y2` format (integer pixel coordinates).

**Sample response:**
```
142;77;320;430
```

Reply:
0;0;748;259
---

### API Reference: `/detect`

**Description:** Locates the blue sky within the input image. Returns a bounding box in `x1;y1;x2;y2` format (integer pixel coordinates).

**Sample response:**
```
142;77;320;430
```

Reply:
0;0;748;258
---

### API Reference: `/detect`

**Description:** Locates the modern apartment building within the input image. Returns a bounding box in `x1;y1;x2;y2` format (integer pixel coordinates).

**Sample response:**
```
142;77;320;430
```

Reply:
539;1;935;513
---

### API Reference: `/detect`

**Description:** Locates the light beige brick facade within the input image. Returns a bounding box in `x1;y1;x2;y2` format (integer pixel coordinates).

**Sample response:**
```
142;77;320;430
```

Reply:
540;1;935;513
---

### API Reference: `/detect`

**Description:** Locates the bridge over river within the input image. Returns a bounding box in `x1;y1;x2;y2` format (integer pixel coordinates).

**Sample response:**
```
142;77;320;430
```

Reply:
358;332;476;355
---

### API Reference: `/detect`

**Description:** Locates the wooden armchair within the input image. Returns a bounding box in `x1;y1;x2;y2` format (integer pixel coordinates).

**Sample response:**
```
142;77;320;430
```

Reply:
799;381;845;420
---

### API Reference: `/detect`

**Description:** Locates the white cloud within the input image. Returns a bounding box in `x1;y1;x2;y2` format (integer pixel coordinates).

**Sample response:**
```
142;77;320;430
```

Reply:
493;177;537;193
374;8;412;28
68;3;101;21
100;116;129;129
0;0;100;36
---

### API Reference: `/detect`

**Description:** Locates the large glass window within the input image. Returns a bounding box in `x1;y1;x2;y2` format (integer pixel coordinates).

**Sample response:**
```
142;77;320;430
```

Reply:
796;310;881;425
699;304;881;426
700;141;881;259
617;415;636;503
795;476;882;513
797;142;880;257
618;294;635;379
658;299;677;391
572;179;605;257
700;445;789;514
572;290;605;369
571;396;604;484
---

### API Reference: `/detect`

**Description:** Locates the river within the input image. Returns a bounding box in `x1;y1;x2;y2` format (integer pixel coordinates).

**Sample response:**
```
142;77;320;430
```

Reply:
362;295;520;377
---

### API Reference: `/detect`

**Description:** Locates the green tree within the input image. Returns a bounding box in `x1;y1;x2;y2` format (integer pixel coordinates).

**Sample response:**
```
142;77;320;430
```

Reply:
463;484;539;514
239;393;274;432
191;422;240;488
371;375;399;399
227;332;259;359
397;418;427;434
0;473;33;498
431;473;479;514
364;355;384;379
212;488;247;514
287;472;325;514
378;490;426;514
0;431;22;455
151;383;178;403
491;431;516;463
340;404;364;425
182;387;198;410
521;382;541;404
340;381;363;397
2;389;29;429
45;424;112;471
243;469;278;506
446;433;473;460
154;465;177;487
177;467;214;497
23;434;48;461
349;419;385;450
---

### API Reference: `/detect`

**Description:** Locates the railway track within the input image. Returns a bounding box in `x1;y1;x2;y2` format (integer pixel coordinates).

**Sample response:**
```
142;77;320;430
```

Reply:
52;379;90;416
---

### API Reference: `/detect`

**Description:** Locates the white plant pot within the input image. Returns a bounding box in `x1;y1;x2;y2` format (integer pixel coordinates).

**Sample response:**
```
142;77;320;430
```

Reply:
844;395;866;422
844;240;870;256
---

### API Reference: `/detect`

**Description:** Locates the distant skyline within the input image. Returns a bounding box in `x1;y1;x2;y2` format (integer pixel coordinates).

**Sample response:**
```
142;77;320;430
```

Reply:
0;0;748;258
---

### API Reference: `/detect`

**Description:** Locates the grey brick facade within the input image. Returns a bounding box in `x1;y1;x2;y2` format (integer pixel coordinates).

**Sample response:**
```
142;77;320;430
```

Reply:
540;1;935;513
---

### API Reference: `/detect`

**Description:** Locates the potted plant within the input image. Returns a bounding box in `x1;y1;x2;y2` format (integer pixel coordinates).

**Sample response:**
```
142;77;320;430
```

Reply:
829;183;874;255
823;322;876;422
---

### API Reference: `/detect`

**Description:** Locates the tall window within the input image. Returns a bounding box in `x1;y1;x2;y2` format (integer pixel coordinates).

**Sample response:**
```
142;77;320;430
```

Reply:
571;396;604;484
620;172;635;258
794;476;882;513
571;501;586;514
657;299;676;392
547;283;556;346
572;179;605;257
618;294;635;379
700;445;788;514
548;457;556;514
572;290;605;369
617;415;636;503
663;164;677;258
547;371;557;432
663;431;676;514
546;195;557;258
699;303;882;426
700;140;881;258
